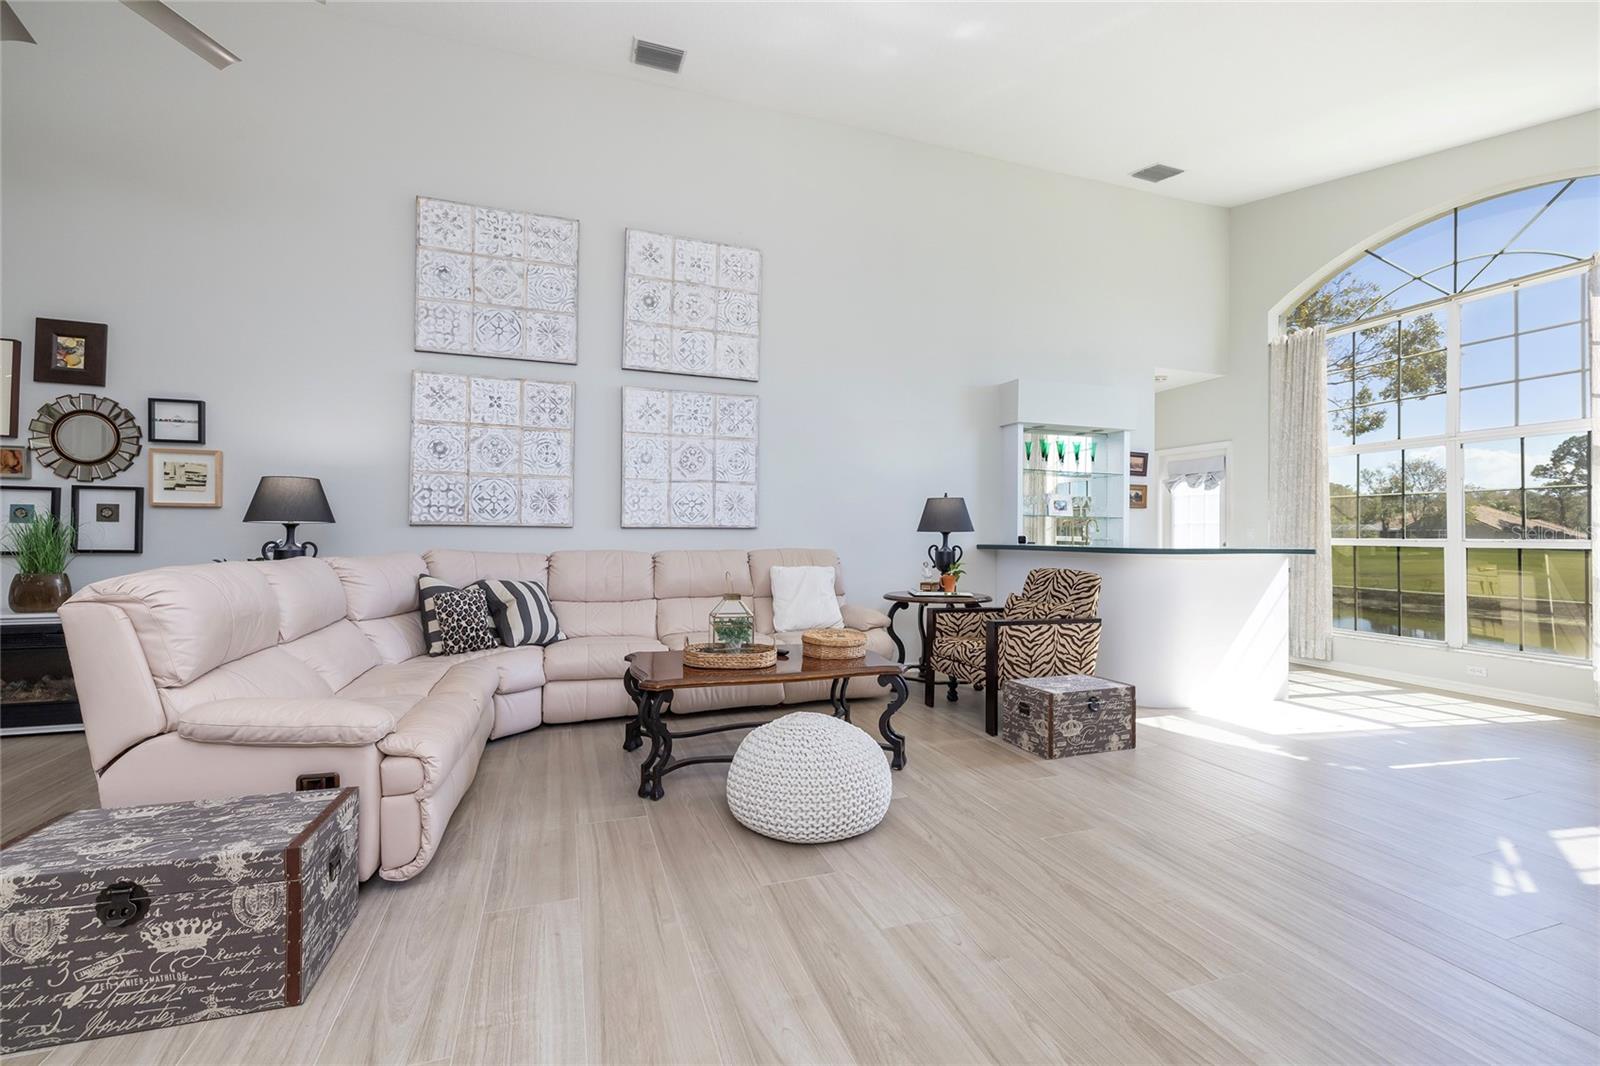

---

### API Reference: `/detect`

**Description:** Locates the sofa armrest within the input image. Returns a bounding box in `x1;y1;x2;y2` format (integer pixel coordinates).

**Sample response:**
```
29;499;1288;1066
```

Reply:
840;603;893;631
177;697;396;747
929;605;1002;641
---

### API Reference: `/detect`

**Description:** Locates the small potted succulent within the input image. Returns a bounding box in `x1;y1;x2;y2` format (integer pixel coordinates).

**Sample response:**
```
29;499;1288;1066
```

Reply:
939;559;964;594
4;513;76;613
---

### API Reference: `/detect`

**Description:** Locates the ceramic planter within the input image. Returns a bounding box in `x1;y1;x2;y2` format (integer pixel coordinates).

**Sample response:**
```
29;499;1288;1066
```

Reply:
8;572;71;613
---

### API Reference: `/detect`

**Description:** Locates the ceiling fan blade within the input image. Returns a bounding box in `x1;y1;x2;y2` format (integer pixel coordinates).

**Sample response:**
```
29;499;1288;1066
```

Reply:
1;1;36;44
120;1;239;69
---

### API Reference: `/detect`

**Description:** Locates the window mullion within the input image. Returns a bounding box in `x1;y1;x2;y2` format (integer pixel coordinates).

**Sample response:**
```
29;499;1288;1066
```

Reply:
1445;301;1468;648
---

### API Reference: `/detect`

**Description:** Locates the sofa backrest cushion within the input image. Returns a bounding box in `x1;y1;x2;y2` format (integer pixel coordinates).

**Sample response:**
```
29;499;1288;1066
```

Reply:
327;552;428;663
327;552;425;621
158;646;334;722
548;551;656;637
425;549;549;589
748;549;845;633
653;550;754;641
280;620;382;692
72;562;280;688
253;558;347;642
653;550;754;599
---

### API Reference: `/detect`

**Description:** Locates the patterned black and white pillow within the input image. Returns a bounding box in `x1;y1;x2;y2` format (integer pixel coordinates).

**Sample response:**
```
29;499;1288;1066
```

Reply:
419;576;500;656
479;578;565;647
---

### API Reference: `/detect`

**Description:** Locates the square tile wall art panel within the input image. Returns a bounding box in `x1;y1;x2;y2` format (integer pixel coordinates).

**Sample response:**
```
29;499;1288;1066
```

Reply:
415;196;579;364
622;386;758;528
622;229;761;381
410;371;575;526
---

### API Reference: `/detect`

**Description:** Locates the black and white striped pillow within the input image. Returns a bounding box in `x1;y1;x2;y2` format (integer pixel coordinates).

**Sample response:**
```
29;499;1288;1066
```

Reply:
418;575;500;657
478;578;565;647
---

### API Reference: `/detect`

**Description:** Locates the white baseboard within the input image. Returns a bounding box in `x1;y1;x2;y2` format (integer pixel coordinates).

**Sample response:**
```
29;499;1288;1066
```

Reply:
1291;658;1598;718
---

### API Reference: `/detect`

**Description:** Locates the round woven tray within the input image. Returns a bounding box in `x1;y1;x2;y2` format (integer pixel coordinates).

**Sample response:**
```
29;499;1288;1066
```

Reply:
683;641;778;670
801;628;868;660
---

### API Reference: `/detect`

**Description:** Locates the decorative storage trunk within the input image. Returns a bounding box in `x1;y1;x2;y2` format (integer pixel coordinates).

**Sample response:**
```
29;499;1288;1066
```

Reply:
0;788;359;1054
999;676;1135;759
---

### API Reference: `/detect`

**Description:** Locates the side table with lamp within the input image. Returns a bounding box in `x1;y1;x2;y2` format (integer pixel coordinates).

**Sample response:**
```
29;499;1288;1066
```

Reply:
244;475;335;559
883;492;989;700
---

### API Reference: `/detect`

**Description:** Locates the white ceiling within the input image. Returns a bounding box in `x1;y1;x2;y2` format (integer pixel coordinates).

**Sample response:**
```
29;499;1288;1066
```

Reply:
329;1;1600;207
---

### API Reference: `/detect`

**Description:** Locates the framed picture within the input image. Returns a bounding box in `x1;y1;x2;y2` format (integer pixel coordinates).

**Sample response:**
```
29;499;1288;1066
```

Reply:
1129;483;1149;509
34;319;108;387
149;448;223;508
1;338;19;439
0;446;30;479
148;397;207;444
72;485;144;553
1129;451;1149;477
1;486;61;549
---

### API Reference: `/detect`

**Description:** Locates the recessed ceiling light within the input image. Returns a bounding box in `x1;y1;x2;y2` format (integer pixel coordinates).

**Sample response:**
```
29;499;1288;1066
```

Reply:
1131;164;1184;184
1154;374;1169;383
631;38;684;73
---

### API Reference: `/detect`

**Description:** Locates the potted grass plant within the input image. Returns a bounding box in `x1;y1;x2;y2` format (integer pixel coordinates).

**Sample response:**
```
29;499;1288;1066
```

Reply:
5;513;76;613
939;559;965;594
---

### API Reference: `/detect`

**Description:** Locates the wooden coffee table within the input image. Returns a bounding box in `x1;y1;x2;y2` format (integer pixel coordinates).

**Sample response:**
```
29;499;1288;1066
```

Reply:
622;648;909;800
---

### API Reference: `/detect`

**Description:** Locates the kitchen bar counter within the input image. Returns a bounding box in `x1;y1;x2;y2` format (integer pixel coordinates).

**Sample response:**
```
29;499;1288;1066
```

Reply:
979;544;1313;556
981;544;1306;709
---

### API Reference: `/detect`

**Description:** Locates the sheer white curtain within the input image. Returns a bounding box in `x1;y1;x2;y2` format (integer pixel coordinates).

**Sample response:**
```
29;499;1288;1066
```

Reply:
1268;325;1332;661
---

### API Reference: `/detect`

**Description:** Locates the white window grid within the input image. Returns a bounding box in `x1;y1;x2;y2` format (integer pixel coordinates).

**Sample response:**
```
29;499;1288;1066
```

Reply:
1325;261;1594;660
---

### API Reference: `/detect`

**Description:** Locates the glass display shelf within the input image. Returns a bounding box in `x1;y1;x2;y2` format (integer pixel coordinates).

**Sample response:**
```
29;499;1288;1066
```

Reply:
1021;513;1125;520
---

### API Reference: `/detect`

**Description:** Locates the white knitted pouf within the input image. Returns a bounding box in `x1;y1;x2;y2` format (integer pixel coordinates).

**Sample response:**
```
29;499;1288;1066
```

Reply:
726;712;893;843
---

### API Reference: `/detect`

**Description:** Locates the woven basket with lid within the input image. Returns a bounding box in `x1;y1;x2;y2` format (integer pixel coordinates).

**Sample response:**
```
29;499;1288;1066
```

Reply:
801;627;868;660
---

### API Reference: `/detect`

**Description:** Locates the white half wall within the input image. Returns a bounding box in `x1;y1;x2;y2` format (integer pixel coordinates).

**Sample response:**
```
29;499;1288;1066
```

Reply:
1;3;1225;606
1156;109;1600;712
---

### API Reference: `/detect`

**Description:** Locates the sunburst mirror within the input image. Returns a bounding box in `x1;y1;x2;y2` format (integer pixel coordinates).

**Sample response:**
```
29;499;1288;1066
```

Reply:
30;393;143;482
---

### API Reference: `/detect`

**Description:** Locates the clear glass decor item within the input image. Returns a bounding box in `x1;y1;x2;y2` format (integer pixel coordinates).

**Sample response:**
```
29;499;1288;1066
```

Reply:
1024;439;1032;462
1090;439;1098;465
709;591;755;650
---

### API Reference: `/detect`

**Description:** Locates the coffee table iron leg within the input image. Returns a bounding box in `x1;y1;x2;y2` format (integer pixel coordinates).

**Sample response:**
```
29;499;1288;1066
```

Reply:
830;677;852;721
622;672;643;752
641;690;674;801
878;673;909;771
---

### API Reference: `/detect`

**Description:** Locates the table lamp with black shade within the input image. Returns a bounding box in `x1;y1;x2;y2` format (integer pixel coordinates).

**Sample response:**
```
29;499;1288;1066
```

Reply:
918;493;974;574
244;476;335;560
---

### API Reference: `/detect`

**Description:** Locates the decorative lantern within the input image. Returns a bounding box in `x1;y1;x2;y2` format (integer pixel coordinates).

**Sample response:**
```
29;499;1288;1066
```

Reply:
709;592;755;650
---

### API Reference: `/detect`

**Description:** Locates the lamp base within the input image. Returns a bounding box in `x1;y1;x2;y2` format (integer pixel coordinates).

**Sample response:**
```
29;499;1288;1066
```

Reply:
927;542;963;574
261;524;318;561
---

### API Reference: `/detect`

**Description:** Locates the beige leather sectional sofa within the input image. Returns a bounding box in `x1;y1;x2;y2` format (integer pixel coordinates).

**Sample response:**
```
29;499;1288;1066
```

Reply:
59;548;893;882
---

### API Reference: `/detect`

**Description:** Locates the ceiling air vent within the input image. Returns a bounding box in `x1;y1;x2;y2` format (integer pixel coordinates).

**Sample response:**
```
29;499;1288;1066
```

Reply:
1131;163;1184;183
631;38;684;73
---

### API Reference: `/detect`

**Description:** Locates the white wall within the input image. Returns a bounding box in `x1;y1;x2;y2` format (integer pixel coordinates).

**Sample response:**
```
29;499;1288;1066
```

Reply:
1157;110;1600;711
1;3;1223;608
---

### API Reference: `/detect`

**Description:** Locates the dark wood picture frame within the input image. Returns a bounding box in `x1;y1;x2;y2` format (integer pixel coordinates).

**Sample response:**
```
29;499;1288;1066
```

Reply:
33;318;108;388
1;486;62;553
1129;451;1149;477
1;339;19;439
71;485;145;554
147;397;207;445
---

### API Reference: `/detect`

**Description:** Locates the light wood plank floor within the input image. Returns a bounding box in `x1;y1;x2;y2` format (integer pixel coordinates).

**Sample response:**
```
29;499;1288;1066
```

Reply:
2;668;1597;1064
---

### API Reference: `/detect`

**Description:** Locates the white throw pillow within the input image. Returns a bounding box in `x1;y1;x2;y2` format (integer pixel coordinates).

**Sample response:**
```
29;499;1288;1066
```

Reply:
770;565;844;632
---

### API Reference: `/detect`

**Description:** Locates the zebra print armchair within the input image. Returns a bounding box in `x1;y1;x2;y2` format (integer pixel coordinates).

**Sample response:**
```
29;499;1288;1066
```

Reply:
927;567;1103;735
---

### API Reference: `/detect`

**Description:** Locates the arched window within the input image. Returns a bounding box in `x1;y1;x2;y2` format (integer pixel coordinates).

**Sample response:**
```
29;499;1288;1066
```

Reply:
1295;177;1597;661
1290;176;1599;331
